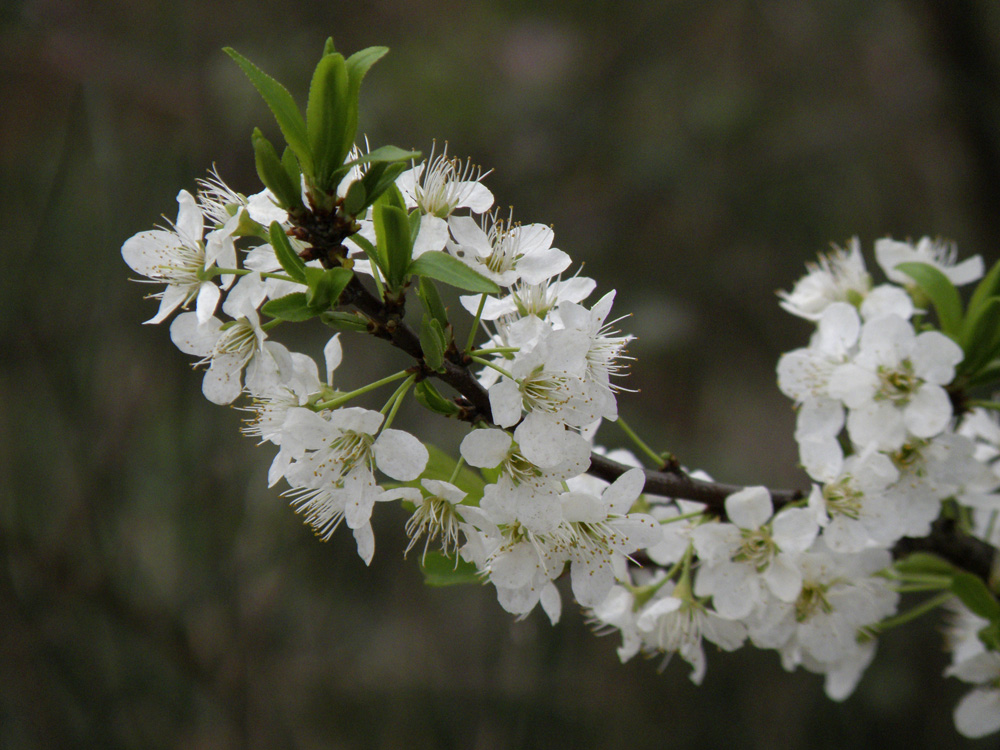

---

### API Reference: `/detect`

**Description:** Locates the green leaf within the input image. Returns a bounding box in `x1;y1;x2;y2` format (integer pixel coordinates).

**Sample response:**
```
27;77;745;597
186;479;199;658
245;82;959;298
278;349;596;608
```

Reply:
321;37;336;57
373;199;412;289
268;221;307;283
978;621;1000;652
252;129;301;210
967;257;1000;322
895;261;963;337
306;52;350;193
419;550;481;587
893;552;956;578
360;161;410;209
224;47;312;174
418;276;449;330
304;266;353;311
342;179;367;217
414;380;460;416
320;311;370;332
965;359;1000;389
280;146;302;200
422;444;484;500
951;571;1000;621
262;293;316;321
331;145;420;188
408;251;501;294
420;315;447;372
959;297;1000;377
341;46;389;162
346;233;386;278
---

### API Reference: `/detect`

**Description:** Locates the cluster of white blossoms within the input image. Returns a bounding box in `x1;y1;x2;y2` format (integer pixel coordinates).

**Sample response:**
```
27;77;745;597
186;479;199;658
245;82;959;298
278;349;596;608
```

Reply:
587;237;1000;733
124;44;1000;740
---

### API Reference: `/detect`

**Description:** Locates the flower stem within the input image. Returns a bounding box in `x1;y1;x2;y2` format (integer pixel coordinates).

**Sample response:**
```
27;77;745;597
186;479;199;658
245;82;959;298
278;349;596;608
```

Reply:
382;373;417;427
617;417;669;468
313;370;412;410
468;356;516;382
471;346;520;357
448;456;467;484
464;294;488;355
865;591;954;635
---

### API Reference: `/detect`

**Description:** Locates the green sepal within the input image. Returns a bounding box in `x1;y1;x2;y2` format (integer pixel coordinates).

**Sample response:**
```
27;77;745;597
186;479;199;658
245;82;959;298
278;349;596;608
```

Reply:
224;47;313;175
322;37;336;57
893;552;957;578
420;315;448;372
978;621;1000;652
418;276;449;330
268;221;307;283
320;311;370;332
343;179;367;217
414;380;460;416
252;129;302;210
420;550;481;587
303;266;353;311
306;52;350;193
408;251;501;294
262;292;317;322
233;209;267;240
373;194;412;289
951;571;1000;621
346;233;387;279
895;261;963;338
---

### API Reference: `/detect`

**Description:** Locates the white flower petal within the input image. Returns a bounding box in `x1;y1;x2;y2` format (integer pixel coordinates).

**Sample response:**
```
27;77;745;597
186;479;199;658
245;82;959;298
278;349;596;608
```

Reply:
373;429;429;481
725;486;773;530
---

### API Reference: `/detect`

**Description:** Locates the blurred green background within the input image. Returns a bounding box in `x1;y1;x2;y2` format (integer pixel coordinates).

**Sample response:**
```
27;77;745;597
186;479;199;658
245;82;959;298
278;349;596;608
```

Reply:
4;0;1000;747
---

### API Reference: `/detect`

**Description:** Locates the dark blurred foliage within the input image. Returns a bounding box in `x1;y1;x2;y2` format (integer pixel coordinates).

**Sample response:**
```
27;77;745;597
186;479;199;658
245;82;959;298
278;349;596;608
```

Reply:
4;1;1000;747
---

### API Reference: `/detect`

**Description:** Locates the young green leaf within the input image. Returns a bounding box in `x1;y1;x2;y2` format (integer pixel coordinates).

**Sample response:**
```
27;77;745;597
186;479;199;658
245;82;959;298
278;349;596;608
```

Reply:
967;257;1000;322
418;276;449;330
262;293;317;321
268;221;307;283
408;251;501;294
419;551;481;586
304;266;353;311
951;571;1000;621
252;129;302;210
978;621;1000;651
373;200;412;289
346;233;387;279
341;46;389;165
224;47;312;174
360;161;410;209
893;552;957;578
420;315;447;372
320;311;371;332
343;179;367;217
306;52;350;193
414;380;460;416
895;261;964;337
959;297;1000;377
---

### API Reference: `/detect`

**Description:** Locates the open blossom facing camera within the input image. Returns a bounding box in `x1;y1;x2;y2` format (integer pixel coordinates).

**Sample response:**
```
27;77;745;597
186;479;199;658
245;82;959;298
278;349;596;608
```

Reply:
124;42;1000;741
